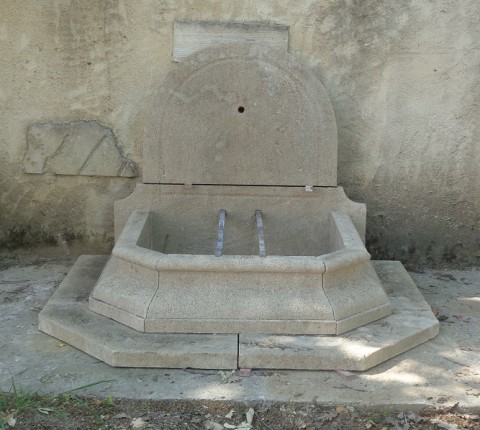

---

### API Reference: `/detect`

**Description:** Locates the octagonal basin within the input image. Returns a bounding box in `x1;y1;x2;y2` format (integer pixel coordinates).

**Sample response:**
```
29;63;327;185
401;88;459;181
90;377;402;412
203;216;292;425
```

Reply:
89;185;391;336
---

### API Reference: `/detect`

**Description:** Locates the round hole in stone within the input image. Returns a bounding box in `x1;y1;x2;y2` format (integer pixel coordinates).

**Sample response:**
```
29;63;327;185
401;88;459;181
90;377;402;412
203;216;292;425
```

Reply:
238;106;245;113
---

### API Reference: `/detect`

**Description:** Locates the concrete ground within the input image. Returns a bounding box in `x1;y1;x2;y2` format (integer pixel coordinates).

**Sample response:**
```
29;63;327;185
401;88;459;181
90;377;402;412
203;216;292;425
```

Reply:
1;255;479;409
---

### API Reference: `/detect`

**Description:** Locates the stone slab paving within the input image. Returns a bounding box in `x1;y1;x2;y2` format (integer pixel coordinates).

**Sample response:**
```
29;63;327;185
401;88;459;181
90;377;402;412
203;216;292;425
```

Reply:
1;255;479;408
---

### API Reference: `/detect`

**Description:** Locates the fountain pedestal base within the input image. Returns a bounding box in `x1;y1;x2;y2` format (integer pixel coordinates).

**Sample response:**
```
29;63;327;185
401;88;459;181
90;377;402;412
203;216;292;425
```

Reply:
39;256;438;371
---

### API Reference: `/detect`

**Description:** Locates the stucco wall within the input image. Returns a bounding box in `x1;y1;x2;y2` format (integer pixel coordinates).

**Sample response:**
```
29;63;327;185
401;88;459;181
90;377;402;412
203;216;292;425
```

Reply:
0;0;479;265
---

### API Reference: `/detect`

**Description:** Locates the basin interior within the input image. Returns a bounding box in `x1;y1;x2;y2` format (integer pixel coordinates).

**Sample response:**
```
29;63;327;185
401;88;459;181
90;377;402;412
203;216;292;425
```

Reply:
114;184;368;258
149;204;336;257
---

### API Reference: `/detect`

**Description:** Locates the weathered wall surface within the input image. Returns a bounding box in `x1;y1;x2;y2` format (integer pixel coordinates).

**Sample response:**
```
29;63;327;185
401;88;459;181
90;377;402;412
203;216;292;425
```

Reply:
0;0;479;265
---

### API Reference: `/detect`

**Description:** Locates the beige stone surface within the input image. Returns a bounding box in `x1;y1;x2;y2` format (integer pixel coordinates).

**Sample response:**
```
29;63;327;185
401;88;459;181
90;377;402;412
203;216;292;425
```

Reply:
23;121;137;177
324;263;391;325
143;43;337;186
3;257;476;405
39;257;437;371
239;311;438;371
114;184;366;245
90;202;390;335
173;21;289;61
39;255;238;369
239;261;439;371
144;270;336;334
88;256;159;332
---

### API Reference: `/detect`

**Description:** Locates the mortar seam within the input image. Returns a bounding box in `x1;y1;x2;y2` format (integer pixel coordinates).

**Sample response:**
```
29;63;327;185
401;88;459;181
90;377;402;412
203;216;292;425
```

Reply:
320;263;338;334
144;257;162;331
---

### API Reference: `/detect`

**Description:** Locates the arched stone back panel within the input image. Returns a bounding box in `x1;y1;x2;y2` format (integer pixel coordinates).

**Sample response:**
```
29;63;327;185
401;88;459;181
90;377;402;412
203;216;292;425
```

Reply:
144;43;337;186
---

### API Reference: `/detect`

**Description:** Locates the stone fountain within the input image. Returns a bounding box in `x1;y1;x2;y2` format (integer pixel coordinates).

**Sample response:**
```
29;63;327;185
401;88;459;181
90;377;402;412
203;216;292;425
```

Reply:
39;39;438;370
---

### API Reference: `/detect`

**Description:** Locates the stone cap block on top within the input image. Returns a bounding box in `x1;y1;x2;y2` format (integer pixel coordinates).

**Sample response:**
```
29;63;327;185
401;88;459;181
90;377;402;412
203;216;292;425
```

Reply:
173;21;289;62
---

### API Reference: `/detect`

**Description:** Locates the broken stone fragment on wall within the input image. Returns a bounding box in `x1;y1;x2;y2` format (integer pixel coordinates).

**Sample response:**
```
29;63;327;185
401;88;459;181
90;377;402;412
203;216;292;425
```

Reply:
23;120;137;177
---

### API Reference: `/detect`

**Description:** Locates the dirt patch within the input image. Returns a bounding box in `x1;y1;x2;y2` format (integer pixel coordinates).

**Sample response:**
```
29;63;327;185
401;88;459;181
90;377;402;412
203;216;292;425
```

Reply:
5;398;480;430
